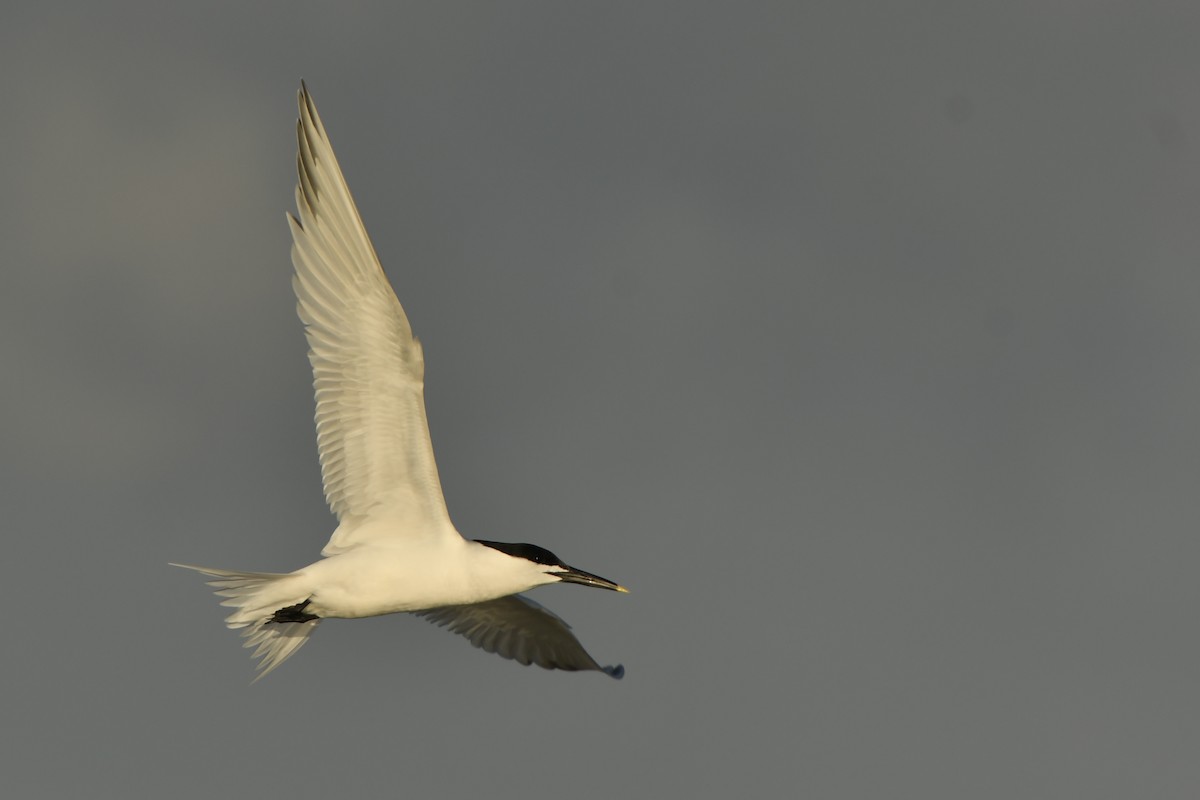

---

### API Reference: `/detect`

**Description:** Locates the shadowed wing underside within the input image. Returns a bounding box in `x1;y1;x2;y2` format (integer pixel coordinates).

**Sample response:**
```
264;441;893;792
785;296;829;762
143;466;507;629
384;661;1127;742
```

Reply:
416;595;625;678
287;83;454;550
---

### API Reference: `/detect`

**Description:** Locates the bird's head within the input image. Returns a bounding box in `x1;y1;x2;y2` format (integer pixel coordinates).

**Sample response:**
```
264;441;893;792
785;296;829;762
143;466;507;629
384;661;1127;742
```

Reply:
474;540;629;593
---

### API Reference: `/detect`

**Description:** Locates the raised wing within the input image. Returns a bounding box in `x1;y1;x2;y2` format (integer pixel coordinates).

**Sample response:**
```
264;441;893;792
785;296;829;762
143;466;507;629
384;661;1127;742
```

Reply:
287;83;454;548
416;595;624;678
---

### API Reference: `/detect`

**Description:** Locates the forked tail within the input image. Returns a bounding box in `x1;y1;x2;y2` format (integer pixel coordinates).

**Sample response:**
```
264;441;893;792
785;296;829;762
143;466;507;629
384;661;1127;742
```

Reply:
170;563;320;681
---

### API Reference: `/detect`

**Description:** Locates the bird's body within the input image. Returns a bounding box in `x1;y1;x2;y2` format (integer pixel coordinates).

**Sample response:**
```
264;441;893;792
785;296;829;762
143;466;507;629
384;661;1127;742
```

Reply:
173;83;625;680
281;537;560;619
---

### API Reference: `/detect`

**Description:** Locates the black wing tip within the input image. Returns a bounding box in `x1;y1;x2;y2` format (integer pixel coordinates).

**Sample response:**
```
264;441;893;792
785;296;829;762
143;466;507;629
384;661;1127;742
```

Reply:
603;663;625;680
297;81;319;133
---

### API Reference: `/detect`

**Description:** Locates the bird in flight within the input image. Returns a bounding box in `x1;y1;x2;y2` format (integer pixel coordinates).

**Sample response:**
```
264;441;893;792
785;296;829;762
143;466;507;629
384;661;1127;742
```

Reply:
173;83;626;681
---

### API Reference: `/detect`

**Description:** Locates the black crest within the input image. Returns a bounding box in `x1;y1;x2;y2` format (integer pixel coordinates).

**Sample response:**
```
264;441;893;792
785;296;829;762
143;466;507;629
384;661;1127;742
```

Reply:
475;540;565;567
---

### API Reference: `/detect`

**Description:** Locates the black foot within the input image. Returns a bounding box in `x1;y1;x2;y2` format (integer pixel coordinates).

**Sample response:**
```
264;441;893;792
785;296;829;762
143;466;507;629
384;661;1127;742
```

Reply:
267;599;319;624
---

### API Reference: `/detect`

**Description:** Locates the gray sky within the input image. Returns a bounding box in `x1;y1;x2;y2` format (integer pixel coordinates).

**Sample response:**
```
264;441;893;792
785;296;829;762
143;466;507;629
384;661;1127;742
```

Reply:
5;2;1200;797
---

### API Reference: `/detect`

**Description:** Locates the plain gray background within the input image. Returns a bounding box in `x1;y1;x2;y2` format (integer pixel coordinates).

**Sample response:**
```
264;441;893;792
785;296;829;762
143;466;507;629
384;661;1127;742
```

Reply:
4;2;1200;797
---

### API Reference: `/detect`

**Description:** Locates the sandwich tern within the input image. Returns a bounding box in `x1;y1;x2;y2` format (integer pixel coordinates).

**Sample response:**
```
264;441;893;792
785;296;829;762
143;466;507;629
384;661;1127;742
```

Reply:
173;83;626;681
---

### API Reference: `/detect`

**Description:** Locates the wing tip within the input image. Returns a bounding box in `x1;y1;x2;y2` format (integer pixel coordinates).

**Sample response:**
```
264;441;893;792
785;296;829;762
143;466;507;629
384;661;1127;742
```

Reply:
602;663;625;680
298;79;312;113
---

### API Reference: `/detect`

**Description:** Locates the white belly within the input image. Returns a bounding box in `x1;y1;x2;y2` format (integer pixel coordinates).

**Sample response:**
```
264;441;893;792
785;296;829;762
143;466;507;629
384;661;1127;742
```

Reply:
296;538;542;619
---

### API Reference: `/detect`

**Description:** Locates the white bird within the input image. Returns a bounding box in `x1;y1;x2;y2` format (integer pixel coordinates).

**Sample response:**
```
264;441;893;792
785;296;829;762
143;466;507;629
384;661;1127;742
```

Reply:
173;83;626;681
